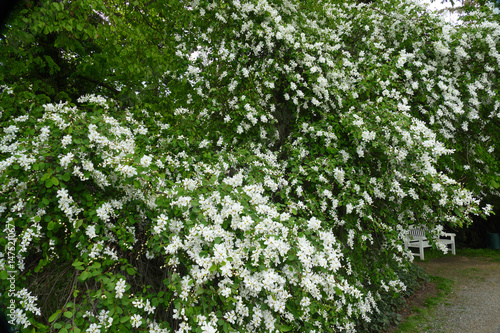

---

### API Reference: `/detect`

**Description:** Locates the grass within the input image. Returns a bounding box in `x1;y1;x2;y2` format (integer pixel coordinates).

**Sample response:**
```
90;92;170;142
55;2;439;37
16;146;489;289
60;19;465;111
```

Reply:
393;247;500;333
392;276;453;333
456;248;500;262
411;247;500;262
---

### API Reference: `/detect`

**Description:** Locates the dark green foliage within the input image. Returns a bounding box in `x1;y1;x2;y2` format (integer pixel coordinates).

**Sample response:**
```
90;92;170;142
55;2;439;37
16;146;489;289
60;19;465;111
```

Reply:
356;264;429;332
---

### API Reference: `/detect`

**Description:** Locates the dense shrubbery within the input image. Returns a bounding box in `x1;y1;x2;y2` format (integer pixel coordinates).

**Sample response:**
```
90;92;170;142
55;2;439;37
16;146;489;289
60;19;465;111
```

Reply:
356;264;429;332
1;0;499;332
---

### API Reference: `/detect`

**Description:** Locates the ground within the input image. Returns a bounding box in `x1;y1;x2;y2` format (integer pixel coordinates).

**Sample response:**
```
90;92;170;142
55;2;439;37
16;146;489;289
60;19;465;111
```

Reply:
386;280;439;332
388;252;500;333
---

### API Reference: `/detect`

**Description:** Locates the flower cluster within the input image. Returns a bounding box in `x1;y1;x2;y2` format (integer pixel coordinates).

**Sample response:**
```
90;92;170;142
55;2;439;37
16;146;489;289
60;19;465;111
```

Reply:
1;0;499;332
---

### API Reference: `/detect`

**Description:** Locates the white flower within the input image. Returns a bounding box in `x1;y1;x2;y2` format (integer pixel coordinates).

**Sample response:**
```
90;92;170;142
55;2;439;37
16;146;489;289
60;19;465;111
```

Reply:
140;155;152;167
296;185;303;197
4;125;19;134
61;134;72;148
133;298;144;309
10;308;29;328
86;323;102;333
38;126;50;143
86;225;97;239
361;131;376;142
200;321;217;333
56;188;82;222
434;40;450;56
199;139;210;148
347;230;355;248
130;314;142;328
307;217;321;231
116;164;137;178
224;310;236;324
144;299;156;314
78;94;109;109
483;204;493;216
0;85;13;94
174;196;191;207
96;203;113;222
155;213;168;230
333;167;345;185
264;81;275;89
115;278;126;299
60;152;74;168
16;288;41;317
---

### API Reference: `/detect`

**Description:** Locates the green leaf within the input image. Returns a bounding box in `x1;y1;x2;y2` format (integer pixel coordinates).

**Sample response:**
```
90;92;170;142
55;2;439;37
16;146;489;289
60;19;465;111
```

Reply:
327;146;337;155
79;271;91;281
120;316;129;323
72;261;84;267
51;177;59;186
45;178;53;188
72;261;84;270
91;262;101;269
279;325;293;332
53;2;63;11
63;311;73;318
47;221;55;230
48;310;61;322
126;267;135;275
40;172;52;182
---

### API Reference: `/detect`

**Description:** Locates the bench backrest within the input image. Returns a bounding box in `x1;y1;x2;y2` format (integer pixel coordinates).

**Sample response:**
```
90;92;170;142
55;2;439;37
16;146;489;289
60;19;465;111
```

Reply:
408;226;426;238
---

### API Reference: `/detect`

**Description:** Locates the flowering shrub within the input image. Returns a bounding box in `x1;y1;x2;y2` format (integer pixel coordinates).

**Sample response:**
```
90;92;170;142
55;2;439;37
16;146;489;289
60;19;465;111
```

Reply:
1;0;499;332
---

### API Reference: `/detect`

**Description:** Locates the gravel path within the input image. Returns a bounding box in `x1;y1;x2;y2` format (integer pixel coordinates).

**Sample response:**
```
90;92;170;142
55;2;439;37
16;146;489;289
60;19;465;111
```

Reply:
416;256;500;333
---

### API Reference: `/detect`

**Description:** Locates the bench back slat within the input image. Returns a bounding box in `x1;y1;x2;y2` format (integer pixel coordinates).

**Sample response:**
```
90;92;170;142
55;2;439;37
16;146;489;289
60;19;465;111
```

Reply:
408;227;426;238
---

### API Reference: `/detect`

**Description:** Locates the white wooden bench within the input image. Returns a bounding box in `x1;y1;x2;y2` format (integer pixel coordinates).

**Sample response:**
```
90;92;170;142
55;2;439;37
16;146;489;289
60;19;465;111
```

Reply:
404;226;456;260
